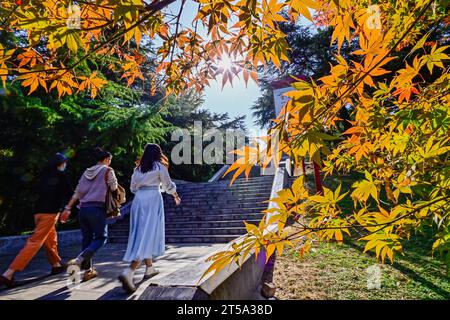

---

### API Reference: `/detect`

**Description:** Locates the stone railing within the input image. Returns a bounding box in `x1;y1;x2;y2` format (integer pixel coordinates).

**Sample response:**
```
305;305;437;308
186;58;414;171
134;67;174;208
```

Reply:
0;229;82;256
0;199;135;256
207;165;230;182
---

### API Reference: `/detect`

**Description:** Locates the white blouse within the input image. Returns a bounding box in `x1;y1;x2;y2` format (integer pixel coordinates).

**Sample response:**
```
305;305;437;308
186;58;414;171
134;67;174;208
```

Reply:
130;162;177;195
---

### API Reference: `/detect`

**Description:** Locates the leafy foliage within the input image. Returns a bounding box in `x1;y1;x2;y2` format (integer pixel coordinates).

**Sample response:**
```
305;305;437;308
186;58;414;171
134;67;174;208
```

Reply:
207;0;450;278
0;24;249;235
0;0;312;95
251;24;336;128
0;81;171;235
0;0;449;278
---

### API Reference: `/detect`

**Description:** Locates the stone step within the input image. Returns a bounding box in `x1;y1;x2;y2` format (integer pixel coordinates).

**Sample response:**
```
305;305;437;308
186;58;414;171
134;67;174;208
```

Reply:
166;227;247;235
180;195;268;201
167;194;271;201
166;235;241;243
163;199;270;206
110;219;261;230
164;211;266;217
165;196;271;203
226;176;273;180
180;177;273;183
173;188;273;195
113;208;266;223
111;213;265;227
108;174;274;245
108;235;241;244
164;208;266;215
179;181;274;188
223;179;274;185
165;213;265;222
164;202;268;211
168;205;267;213
179;180;274;187
223;175;274;181
176;181;274;189
110;227;247;237
164;210;266;217
178;176;274;187
216;184;273;190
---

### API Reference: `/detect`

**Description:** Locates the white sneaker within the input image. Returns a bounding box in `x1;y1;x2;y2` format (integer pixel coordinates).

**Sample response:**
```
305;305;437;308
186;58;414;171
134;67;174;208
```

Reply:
118;269;136;293
66;257;84;276
143;266;159;279
67;256;84;268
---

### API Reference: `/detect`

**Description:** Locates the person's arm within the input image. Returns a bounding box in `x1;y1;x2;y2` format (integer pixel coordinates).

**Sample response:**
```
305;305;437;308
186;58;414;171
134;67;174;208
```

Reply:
130;169;138;194
60;195;78;223
107;167;118;191
159;164;181;205
60;173;73;210
60;177;81;223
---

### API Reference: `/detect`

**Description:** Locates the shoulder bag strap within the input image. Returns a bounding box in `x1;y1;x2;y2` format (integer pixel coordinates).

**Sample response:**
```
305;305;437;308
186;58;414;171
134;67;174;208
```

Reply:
104;167;111;190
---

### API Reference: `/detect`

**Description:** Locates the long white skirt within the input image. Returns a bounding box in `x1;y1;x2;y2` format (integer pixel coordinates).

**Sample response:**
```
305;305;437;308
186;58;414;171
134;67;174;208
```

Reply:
123;187;165;262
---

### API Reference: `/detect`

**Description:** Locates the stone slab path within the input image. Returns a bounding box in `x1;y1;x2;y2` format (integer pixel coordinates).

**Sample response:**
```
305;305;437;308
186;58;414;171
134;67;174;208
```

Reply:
0;242;223;300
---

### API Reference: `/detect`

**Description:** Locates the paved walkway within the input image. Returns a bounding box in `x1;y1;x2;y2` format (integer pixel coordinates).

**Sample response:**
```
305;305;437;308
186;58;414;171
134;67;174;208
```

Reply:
0;242;223;300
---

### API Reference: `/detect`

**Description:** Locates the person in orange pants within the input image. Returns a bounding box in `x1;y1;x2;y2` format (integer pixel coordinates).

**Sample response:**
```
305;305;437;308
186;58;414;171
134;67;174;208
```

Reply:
0;153;72;288
8;214;61;272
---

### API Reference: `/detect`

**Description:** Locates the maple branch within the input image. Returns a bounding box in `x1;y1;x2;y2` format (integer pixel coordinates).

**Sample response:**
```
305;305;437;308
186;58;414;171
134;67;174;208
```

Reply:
359;201;449;239
74;0;116;11
205;197;449;269
148;0;191;96
167;0;186;69
0;0;178;79
75;0;175;12
48;0;177;82
0;4;19;29
82;19;115;32
144;0;178;13
286;0;437;146
286;196;448;235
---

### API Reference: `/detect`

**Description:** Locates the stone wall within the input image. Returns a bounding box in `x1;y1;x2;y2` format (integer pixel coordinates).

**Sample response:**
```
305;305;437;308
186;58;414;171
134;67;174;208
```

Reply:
0;229;82;256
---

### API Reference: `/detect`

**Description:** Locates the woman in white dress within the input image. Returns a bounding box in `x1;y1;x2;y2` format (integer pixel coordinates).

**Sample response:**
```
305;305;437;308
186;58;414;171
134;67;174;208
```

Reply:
119;143;181;292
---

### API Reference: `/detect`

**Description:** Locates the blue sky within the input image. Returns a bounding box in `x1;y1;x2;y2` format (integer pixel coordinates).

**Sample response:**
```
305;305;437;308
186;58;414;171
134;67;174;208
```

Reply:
164;1;314;130
163;1;261;130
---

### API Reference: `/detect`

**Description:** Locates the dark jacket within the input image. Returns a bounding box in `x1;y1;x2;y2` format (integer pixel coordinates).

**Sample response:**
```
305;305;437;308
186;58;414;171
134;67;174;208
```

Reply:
34;169;72;214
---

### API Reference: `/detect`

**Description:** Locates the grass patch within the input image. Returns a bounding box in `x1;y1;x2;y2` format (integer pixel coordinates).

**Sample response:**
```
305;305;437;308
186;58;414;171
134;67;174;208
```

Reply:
274;235;450;300
274;173;450;300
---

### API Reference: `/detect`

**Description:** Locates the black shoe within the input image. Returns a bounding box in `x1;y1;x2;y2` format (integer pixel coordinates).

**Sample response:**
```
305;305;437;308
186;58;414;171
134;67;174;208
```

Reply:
0;275;15;288
50;263;67;275
81;259;91;271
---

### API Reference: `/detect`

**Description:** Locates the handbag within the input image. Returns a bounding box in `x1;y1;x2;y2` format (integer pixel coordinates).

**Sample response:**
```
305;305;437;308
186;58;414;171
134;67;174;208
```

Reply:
104;167;126;219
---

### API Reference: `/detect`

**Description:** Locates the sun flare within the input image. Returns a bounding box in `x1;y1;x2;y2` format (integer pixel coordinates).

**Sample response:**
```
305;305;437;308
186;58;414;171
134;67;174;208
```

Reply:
217;54;234;71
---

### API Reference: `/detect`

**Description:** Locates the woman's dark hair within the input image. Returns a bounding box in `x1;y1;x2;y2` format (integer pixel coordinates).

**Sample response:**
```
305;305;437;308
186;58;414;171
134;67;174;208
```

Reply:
137;143;168;173
93;147;112;163
43;153;68;172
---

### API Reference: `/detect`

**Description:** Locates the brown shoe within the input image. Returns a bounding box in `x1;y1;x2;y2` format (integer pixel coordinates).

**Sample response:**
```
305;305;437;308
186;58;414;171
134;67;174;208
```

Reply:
82;268;98;282
50;263;68;275
0;275;14;288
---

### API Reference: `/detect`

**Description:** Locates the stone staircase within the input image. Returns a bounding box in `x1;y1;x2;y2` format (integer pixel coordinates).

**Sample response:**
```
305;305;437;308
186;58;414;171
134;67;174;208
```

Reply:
107;175;275;244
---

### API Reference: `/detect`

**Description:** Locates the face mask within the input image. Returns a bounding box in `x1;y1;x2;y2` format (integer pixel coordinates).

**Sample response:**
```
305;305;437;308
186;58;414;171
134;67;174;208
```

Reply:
58;163;67;171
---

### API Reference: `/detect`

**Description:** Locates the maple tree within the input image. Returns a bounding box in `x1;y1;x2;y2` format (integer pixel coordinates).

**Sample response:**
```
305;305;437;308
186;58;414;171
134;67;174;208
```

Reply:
0;0;293;97
208;0;450;277
0;0;449;276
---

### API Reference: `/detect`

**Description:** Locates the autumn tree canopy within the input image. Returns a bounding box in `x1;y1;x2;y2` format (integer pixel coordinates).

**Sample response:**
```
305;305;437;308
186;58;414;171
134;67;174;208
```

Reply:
0;0;299;96
0;0;449;274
